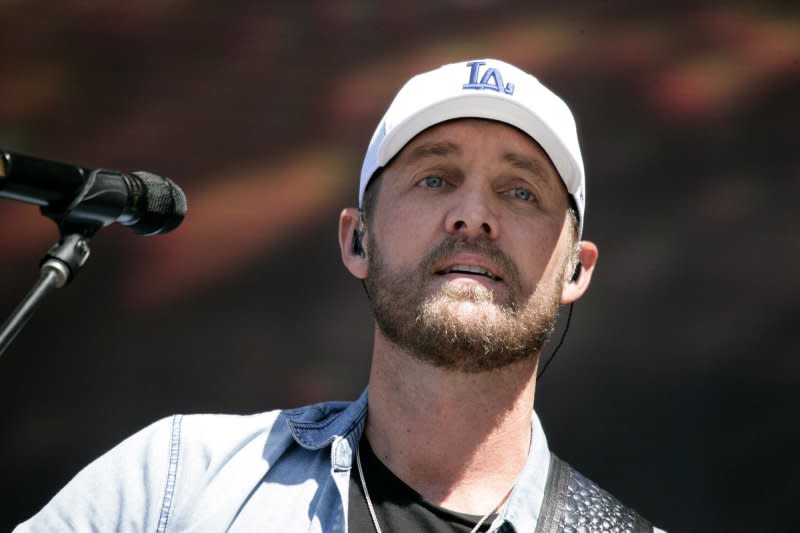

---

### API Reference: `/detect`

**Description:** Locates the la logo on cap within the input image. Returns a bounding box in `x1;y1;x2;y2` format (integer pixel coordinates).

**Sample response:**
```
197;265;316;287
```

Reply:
462;61;515;95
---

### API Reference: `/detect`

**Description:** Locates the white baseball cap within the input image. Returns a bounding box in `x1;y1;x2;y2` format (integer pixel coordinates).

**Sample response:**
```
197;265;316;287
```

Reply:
359;58;586;237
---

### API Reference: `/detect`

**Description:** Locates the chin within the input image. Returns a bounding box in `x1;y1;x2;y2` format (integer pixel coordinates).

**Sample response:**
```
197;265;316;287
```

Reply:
446;299;500;317
424;296;511;330
433;282;517;312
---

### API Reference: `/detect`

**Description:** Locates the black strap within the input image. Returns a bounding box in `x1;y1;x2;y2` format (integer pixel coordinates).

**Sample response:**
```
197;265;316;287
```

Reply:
535;454;653;533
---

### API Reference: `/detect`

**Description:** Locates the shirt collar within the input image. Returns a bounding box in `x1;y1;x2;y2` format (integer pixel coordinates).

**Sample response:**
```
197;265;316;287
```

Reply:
488;410;551;532
285;388;368;450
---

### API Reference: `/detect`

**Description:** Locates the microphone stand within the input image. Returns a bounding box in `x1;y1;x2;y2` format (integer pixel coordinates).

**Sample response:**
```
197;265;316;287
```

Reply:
0;232;91;359
0;150;186;361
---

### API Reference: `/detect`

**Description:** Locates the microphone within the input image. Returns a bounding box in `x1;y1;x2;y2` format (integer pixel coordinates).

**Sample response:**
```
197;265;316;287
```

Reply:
0;150;187;235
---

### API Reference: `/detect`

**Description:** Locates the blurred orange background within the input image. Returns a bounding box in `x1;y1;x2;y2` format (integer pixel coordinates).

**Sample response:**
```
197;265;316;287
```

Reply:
1;2;798;530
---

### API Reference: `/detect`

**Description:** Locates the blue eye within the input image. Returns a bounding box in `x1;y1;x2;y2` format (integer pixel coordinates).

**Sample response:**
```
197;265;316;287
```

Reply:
509;187;535;202
420;176;444;188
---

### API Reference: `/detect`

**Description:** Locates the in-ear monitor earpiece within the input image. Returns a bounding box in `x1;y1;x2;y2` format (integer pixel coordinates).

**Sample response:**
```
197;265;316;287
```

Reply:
352;229;365;257
571;262;582;282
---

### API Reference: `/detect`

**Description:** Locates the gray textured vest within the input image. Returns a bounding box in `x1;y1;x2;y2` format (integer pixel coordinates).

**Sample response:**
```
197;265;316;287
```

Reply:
534;455;653;533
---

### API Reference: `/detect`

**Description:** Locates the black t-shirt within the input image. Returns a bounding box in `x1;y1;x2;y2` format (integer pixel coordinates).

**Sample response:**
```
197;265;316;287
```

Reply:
348;437;495;532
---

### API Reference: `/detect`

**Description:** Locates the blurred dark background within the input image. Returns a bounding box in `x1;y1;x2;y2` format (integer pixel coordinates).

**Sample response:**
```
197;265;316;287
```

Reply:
1;1;798;531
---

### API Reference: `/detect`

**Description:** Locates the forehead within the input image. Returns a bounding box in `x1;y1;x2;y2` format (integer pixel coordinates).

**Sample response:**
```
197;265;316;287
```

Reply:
392;118;560;179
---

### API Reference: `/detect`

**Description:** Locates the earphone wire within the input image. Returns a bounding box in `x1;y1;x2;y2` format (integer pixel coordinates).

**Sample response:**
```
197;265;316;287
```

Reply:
536;302;574;381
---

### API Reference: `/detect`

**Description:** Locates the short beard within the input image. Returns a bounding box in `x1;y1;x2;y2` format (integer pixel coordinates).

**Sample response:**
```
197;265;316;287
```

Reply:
364;234;565;373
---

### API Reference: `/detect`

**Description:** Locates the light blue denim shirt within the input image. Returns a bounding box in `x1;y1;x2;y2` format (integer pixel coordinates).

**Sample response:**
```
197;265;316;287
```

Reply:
14;389;556;532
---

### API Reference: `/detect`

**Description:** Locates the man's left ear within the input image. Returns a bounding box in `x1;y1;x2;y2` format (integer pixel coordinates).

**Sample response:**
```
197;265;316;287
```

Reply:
561;241;598;304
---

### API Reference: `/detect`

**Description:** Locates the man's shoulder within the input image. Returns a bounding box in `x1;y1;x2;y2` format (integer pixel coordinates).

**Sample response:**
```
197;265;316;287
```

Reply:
175;408;284;443
173;398;357;453
13;400;361;532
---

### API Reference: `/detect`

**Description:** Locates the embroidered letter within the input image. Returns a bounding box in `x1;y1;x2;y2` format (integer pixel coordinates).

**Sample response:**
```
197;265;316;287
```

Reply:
463;61;515;95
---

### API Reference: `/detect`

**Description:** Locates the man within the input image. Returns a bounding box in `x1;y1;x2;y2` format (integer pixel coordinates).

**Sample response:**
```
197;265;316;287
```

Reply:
16;59;661;532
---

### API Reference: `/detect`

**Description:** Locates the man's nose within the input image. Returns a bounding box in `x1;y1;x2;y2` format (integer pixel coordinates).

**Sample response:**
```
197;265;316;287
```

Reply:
444;185;499;239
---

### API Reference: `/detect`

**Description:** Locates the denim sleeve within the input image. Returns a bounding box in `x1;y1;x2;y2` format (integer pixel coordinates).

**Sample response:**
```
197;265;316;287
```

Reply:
13;415;180;533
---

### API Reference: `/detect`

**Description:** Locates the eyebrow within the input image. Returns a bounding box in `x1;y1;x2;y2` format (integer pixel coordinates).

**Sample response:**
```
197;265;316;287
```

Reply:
502;152;551;182
407;141;461;163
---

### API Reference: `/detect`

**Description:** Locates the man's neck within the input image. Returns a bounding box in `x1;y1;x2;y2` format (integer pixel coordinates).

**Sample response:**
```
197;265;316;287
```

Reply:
365;329;540;515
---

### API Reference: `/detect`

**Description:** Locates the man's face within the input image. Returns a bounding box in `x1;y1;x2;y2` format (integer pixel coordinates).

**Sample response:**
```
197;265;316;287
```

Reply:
363;119;577;373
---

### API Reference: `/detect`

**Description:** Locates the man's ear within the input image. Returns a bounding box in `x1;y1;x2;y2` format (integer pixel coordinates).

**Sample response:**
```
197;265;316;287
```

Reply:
339;207;368;279
561;240;598;304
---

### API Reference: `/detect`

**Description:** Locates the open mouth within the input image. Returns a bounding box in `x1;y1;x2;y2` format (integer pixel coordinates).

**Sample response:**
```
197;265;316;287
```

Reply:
438;264;501;282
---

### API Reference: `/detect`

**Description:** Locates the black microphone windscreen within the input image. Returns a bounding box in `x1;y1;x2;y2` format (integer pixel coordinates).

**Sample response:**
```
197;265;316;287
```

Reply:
130;171;187;235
